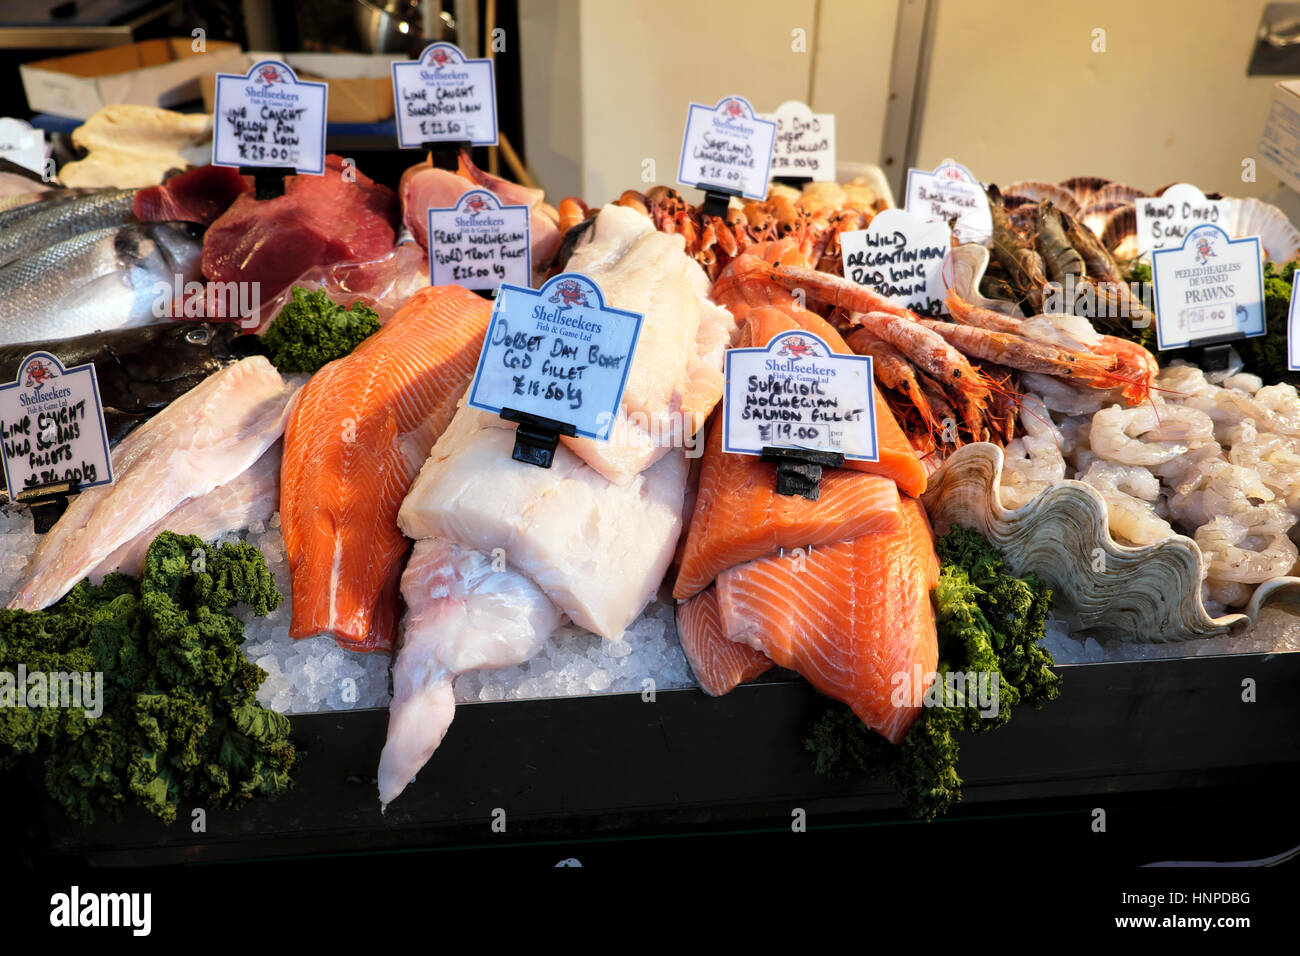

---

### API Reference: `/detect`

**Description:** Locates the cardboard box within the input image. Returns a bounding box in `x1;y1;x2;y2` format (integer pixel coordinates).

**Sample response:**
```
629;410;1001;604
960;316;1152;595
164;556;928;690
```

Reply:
200;52;396;125
20;38;245;120
1260;79;1300;194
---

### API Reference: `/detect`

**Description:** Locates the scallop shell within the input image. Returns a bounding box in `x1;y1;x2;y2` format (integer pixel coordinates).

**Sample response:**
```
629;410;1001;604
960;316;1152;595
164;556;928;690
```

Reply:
1080;199;1131;238
1089;182;1147;207
921;443;1300;641
1226;196;1300;262
1059;175;1110;206
1100;206;1138;260
1002;180;1083;220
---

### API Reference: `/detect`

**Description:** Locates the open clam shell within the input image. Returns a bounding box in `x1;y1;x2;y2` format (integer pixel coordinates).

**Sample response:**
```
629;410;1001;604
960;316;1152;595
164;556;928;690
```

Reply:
921;442;1300;642
1227;196;1300;262
950;243;1023;317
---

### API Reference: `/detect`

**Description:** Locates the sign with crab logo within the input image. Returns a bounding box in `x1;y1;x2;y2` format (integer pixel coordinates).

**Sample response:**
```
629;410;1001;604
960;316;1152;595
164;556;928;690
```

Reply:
904;158;992;245
0;352;114;495
392;42;498;148
724;330;878;461
467;273;643;440
1152;223;1264;350
427;189;531;289
677;95;777;201
212;59;327;174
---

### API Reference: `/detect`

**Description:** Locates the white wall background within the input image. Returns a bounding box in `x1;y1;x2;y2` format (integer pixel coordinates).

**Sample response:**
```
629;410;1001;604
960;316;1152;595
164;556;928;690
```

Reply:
519;0;1289;206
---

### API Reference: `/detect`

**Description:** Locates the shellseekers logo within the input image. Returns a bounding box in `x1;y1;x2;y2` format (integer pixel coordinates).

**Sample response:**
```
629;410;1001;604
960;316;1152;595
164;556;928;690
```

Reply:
722;98;745;119
23;359;55;391
777;335;817;361
1195;235;1217;266
548;278;591;310
463;194;490;214
430;47;452;68
255;64;285;84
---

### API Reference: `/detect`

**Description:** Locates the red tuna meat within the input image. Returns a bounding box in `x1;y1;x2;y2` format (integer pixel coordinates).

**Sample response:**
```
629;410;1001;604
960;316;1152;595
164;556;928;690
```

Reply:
133;165;251;226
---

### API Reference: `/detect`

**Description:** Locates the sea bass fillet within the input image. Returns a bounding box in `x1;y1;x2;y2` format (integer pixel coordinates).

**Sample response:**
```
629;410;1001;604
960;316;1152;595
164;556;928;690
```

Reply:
280;285;492;652
89;441;282;582
557;204;737;484
714;496;940;744
10;357;296;610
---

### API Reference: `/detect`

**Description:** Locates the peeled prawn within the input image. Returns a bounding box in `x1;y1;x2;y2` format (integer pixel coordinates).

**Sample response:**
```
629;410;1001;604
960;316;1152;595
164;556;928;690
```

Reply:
1195;505;1299;584
1089;404;1212;466
998;395;1065;509
1077;459;1175;546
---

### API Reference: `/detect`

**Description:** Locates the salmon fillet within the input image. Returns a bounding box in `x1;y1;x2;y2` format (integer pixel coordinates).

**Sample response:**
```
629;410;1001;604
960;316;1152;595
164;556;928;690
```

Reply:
676;587;772;696
673;419;902;600
281;285;492;652
714;496;940;744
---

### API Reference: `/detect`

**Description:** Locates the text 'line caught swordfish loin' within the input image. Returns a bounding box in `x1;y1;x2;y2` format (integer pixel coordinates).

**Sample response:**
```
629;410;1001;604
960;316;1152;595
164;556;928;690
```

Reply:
378;203;738;807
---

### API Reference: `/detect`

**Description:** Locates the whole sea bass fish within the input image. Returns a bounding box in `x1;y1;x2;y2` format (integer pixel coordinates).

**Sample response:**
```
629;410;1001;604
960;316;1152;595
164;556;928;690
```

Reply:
0;187;136;268
0;222;203;346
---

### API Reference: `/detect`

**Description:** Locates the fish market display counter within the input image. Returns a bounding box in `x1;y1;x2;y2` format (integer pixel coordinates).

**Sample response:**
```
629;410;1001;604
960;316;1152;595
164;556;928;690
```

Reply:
28;650;1300;866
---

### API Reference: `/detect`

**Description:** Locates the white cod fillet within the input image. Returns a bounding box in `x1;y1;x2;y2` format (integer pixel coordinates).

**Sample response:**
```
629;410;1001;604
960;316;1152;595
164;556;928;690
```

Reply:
9;357;297;610
378;537;562;807
381;402;687;806
559;203;736;484
88;440;283;583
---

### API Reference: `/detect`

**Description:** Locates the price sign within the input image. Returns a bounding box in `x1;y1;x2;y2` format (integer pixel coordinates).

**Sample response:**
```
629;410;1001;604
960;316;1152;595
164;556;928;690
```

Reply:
428;189;530;289
760;101;835;180
0;118;46;175
1152;223;1265;350
1136;183;1232;256
467;273;643;440
392;42;498;148
212;60;327;174
723;330;878;461
904;159;992;244
841;209;952;315
677;95;776;201
1289;276;1300;372
0;352;113;494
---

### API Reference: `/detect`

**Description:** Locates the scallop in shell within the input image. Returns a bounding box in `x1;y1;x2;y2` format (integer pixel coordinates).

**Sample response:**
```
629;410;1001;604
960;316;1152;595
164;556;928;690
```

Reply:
1002;180;1083;220
1226;196;1300;262
922;443;1300;641
1059;175;1111;206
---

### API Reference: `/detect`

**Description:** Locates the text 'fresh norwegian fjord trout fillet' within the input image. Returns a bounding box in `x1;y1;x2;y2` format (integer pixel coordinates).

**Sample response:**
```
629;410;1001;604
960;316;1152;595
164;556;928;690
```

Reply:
279;285;493;653
384;405;688;806
9;356;298;611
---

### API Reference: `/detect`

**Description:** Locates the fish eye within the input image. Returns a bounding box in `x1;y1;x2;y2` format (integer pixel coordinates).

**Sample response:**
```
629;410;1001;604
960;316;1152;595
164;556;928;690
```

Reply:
186;327;211;345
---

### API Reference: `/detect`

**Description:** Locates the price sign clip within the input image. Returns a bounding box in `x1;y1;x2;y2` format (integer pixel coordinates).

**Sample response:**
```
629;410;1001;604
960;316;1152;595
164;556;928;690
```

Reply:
760;446;844;501
13;478;79;535
240;165;294;200
699;187;739;220
1188;333;1246;373
501;407;576;470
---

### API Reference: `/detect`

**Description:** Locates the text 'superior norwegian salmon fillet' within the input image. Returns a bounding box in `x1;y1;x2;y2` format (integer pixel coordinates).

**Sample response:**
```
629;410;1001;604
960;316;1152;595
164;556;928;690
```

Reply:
715;496;940;745
676;586;773;696
280;285;492;653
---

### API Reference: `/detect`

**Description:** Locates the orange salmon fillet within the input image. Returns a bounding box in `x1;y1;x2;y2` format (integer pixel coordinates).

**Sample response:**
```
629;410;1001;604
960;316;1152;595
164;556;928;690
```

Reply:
714;496;940;744
676;587;773;696
281;285;492;652
673;418;902;600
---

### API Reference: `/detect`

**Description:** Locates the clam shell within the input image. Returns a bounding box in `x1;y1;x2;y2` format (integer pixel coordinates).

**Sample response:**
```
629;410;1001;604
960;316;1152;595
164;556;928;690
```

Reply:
921;443;1300;642
1226;196;1300;262
1003;180;1083;220
950;243;1024;317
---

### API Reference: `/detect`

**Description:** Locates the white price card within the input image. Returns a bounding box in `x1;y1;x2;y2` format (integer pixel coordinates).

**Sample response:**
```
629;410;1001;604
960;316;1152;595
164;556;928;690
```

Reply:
428;189;530;290
0;352;113;495
1136;183;1232;256
904;159;993;244
1152;223;1266;351
677;95;776;201
723;330;878;461
212;59;327;174
1288;272;1300;372
392;42;499;148
841;209;952;315
467;273;643;440
0;118;47;176
760;101;835;180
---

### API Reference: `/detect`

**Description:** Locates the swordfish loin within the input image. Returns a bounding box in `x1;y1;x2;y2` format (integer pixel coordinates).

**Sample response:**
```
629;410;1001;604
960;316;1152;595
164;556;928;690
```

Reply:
9;357;297;611
554;203;738;484
279;285;493;653
383;406;688;806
